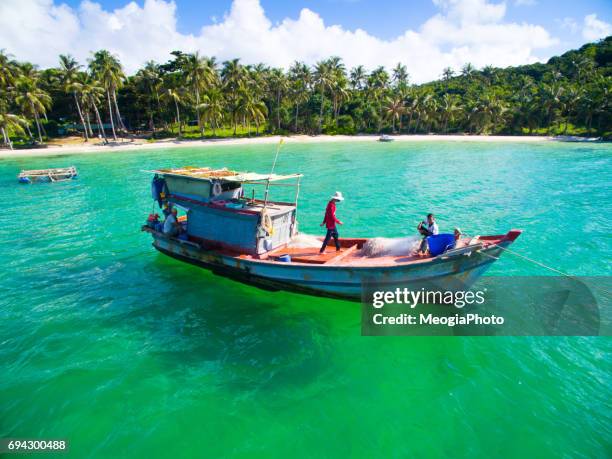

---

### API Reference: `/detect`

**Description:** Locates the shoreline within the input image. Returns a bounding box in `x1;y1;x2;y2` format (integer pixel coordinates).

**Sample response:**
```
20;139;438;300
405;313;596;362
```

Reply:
0;134;598;159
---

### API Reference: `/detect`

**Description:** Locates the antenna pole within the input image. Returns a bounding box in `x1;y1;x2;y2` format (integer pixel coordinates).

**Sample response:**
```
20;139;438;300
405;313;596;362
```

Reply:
263;138;284;207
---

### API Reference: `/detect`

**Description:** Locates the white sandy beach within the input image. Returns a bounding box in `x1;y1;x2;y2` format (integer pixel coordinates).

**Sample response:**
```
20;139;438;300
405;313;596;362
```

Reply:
0;134;561;159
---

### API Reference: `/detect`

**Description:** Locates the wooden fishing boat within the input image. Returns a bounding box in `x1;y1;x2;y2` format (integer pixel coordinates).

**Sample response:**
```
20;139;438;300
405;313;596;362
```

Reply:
18;166;77;183
142;166;521;301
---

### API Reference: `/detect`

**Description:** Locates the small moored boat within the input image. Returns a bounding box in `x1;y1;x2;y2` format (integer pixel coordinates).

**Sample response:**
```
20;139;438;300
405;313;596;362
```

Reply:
142;166;521;301
18;166;78;184
379;134;394;142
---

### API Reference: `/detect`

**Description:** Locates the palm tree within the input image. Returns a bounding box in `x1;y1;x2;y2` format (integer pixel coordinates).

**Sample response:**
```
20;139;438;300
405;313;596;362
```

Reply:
238;91;268;136
392;63;409;88
221;59;247;135
136;61;164;130
268;68;289;132
572;57;595;85
89;50;126;139
59;55;88;141
560;85;581;134
368;66;390;132
313;59;335;133
423;94;439;133
473;94;506;134
0;101;27;149
541;80;564;134
405;92;418;133
441;93;461;133
14;75;51;143
183;52;215;136
461;63;476;79
384;96;404;133
349;65;366;90
199;89;225;136
413;93;427;133
442;67;455;81
288;61;311;132
81;78;107;142
0;50;17;89
332;74;349;124
161;87;184;136
326;57;347;124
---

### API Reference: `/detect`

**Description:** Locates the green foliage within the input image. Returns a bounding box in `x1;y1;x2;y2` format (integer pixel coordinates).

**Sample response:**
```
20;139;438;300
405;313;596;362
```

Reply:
0;37;611;148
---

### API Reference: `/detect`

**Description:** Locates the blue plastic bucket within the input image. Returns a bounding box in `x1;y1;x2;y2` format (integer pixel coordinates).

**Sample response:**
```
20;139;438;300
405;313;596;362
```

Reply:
278;254;291;262
427;234;455;256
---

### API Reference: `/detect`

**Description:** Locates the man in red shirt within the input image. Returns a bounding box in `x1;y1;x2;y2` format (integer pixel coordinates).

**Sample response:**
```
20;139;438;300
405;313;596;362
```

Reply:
319;191;344;254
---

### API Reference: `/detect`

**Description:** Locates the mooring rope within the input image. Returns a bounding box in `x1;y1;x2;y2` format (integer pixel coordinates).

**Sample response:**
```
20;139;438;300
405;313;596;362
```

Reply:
464;233;611;299
491;241;611;299
491;244;574;278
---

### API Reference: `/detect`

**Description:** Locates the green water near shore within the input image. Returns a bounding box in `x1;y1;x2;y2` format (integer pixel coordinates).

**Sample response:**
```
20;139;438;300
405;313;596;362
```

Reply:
1;141;611;458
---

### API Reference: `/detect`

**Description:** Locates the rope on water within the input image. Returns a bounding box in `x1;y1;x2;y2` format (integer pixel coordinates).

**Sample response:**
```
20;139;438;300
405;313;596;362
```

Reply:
491;244;573;278
460;232;611;299
488;242;611;299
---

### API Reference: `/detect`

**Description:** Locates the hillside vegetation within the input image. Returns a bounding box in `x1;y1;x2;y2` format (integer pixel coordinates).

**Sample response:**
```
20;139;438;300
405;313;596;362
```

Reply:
0;37;610;148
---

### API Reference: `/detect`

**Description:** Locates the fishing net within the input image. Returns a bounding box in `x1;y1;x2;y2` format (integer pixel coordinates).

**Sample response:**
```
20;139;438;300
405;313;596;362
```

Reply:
361;236;421;257
287;233;323;248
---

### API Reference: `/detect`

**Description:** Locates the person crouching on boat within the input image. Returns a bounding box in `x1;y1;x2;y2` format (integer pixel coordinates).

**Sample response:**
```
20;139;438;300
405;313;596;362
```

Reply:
319;192;344;254
162;202;173;219
416;213;439;256
163;208;180;237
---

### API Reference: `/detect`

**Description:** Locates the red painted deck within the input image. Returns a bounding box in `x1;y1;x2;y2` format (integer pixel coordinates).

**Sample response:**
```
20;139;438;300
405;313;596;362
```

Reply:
259;230;522;267
143;226;522;268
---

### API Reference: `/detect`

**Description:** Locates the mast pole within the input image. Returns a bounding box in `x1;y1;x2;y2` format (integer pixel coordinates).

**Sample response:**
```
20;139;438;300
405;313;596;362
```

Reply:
293;175;301;236
263;138;284;207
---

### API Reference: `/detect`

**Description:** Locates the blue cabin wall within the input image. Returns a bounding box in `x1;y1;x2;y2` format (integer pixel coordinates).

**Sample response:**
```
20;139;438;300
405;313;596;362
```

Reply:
187;207;259;253
162;174;296;254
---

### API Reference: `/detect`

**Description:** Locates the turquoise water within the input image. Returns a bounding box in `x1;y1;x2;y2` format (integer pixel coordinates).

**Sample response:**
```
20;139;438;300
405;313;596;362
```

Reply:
1;140;611;458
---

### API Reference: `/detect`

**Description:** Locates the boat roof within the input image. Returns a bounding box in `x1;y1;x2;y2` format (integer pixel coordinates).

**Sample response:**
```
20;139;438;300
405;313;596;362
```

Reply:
150;167;302;183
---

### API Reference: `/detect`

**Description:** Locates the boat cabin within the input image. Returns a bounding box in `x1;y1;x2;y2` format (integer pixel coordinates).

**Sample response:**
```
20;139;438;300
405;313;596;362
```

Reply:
150;167;302;255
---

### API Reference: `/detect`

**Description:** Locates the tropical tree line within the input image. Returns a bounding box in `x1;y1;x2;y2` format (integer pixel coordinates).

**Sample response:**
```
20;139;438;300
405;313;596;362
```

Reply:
0;37;610;148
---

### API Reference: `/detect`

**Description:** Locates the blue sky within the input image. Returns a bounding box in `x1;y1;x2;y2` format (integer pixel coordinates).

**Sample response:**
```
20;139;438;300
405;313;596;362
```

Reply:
60;0;611;54
2;0;611;81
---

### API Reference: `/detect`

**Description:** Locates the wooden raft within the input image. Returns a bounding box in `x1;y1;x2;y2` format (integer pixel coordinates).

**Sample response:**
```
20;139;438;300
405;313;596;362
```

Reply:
18;166;77;183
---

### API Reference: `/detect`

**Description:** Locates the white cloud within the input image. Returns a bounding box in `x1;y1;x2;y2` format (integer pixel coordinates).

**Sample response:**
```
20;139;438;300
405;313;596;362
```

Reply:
582;14;612;42
0;0;560;83
558;17;579;34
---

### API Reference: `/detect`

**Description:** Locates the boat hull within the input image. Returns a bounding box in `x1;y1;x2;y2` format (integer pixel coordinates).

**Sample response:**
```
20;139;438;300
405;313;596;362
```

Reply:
149;232;517;301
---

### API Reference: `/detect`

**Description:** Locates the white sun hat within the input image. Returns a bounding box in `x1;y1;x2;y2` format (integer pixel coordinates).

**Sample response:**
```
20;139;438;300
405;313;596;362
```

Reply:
331;191;344;201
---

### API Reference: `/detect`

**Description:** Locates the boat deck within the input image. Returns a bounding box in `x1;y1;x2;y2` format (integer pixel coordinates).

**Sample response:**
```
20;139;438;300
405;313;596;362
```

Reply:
260;233;515;267
264;245;423;266
143;225;521;268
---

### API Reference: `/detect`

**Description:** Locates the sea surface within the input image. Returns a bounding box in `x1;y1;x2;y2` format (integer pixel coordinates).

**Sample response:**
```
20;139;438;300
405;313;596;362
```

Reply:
1;140;610;458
